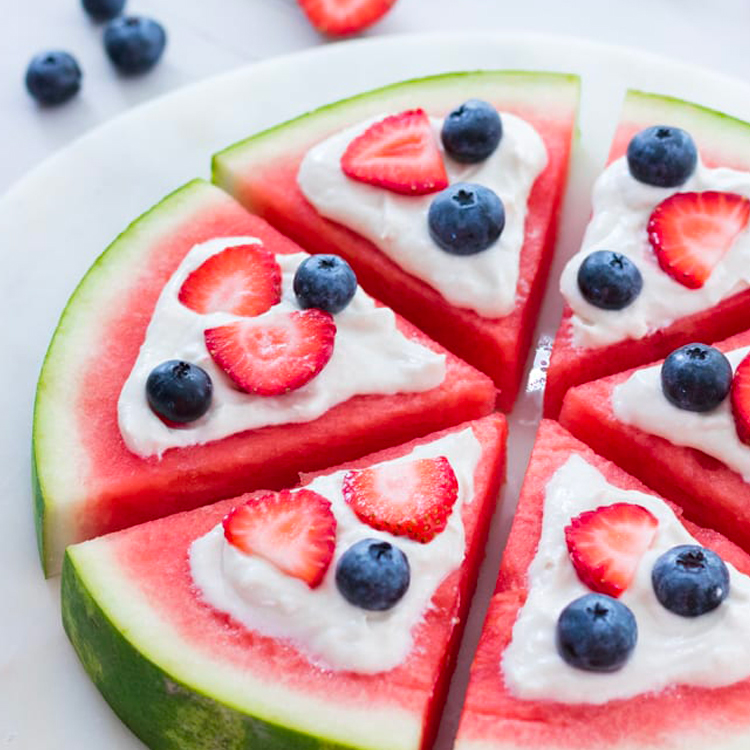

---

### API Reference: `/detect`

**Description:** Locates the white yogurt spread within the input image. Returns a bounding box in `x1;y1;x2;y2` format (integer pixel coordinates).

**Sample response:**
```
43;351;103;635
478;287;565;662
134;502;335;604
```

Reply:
560;156;750;348
189;428;481;673
502;455;750;704
297;112;548;319
118;237;446;458
613;345;750;480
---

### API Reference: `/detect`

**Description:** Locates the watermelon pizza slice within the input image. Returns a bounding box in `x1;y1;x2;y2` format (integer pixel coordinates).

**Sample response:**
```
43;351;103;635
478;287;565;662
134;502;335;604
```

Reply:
456;419;750;750
212;70;579;410
33;179;496;576
545;89;750;417
61;414;506;750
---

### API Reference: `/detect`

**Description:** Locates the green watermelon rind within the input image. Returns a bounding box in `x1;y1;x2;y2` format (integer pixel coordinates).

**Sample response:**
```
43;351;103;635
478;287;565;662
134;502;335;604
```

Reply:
211;69;580;197
62;542;420;750
32;179;224;576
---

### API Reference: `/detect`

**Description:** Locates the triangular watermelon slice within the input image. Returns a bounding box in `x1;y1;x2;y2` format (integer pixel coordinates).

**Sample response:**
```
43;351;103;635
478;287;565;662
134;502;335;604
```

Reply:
33;179;496;576
545;90;750;417
62;414;507;750
212;71;579;411
456;420;750;750
560;327;750;554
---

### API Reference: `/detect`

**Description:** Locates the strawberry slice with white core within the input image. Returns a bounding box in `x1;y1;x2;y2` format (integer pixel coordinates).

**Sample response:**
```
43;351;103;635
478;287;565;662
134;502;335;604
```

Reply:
565;503;659;598
342;456;458;543
222;489;337;588
178;244;281;316
297;0;397;37
731;353;750;445
341;109;449;196
647;191;750;289
204;309;336;396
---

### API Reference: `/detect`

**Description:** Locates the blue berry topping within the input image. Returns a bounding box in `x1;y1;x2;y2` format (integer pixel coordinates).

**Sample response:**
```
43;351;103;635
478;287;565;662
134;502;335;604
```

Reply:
82;0;125;21
652;544;730;617
441;99;502;164
556;593;637;672
293;254;357;313
627;126;697;188
104;16;166;75
660;343;732;412
25;51;82;106
428;182;505;255
335;538;410;611
146;360;212;424
577;250;643;310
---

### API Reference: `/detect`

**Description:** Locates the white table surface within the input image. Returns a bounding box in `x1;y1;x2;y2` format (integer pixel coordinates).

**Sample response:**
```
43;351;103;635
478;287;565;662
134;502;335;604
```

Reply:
4;0;750;196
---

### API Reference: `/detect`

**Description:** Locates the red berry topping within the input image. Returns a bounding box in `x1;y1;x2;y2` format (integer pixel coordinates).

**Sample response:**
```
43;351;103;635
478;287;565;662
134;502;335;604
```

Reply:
342;456;458;543
204;309;336;396
565;503;658;598
297;0;397;37
647;191;750;289
341;109;448;196
223;489;337;588
178;244;282;317
731;353;750;445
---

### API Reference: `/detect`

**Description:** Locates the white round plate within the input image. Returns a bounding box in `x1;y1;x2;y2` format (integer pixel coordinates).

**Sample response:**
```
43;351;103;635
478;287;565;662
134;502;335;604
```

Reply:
4;31;750;750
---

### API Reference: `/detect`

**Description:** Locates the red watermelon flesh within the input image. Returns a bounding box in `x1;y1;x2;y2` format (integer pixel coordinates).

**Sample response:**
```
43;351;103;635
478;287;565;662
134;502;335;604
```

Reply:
33;179;496;576
455;420;750;750
213;71;579;411
62;414;507;750
545;90;750;417
559;327;750;554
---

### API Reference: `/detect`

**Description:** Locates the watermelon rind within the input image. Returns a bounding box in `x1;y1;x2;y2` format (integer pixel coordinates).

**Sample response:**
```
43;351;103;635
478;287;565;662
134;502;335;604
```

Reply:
62;535;424;750
212;69;580;197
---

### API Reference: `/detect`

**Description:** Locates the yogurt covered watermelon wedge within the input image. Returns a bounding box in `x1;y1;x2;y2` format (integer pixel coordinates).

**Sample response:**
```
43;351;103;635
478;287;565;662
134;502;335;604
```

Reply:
62;414;506;750
212;71;579;410
33;179;496;576
456;420;750;750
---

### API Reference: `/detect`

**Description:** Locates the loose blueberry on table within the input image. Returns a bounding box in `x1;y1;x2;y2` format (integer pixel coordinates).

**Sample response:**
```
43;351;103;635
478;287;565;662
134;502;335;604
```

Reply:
577;250;643;310
293;254;358;313
660;343;732;412
146;360;212;424
25;51;82;105
82;0;126;22
627;125;697;188
441;99;503;163
103;16;167;74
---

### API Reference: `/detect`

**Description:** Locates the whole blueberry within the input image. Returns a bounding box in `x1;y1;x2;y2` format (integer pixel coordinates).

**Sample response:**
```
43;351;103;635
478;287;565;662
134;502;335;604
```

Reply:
82;0;126;21
25;51;82;106
428;182;505;255
146;360;212;424
661;343;732;412
104;16;166;75
577;250;643;310
627;125;697;188
652;545;730;617
293;255;357;313
556;593;637;672
335;539;410;611
441;99;502;163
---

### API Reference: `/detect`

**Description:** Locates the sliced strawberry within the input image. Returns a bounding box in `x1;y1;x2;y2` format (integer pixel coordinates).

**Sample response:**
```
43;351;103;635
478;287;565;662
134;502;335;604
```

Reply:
731;353;750;445
178;244;282;317
647;191;750;289
223;489;337;588
342;456;458;543
204;309;335;396
341;109;448;196
565;503;658;597
297;0;397;36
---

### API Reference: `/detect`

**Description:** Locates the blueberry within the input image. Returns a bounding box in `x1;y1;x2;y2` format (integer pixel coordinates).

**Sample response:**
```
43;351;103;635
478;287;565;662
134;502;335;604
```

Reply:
146;360;212;424
652;545;730;617
104;16;166;75
82;0;125;21
441;99;502;163
556;593;637;672
661;343;732;412
25;51;82;106
577;250;643;310
428;183;505;255
293;255;357;313
627;126;697;188
335;539;410;611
